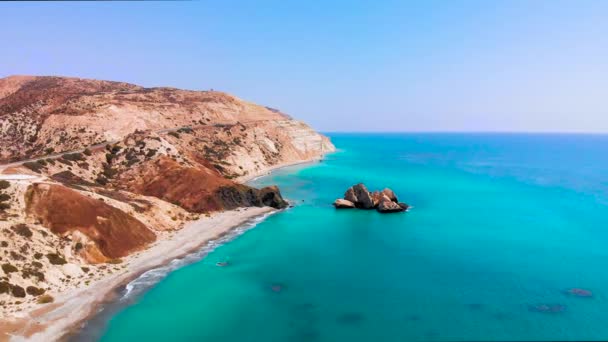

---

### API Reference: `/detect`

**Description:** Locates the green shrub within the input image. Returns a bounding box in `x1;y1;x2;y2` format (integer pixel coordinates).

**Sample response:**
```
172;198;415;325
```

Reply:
2;263;18;274
62;153;84;161
45;148;54;154
26;286;45;296
0;203;9;210
22;269;44;282
37;294;54;304
11;224;32;238
46;253;67;265
0;281;9;294
145;149;157;158
0;180;10;190
126;158;140;167
168;131;180;138
23;162;44;173
81;267;90;273
83;148;92;156
105;153;114;164
31;261;43;269
0;194;10;203
11;285;25;298
10;251;24;261
57;158;72;166
0;241;8;248
33;252;42;259
95;175;108;186
102;166;117;179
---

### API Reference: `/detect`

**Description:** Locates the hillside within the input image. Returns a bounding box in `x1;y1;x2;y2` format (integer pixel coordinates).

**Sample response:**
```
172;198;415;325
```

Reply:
0;75;334;327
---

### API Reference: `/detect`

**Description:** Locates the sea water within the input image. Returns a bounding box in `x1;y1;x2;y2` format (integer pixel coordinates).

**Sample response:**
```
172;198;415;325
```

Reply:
91;133;608;341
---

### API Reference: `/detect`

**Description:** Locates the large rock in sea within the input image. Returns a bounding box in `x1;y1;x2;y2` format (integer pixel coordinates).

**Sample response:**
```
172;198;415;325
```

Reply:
351;183;374;209
381;188;398;202
334;183;409;214
344;187;358;203
371;191;383;207
377;195;406;213
333;199;355;209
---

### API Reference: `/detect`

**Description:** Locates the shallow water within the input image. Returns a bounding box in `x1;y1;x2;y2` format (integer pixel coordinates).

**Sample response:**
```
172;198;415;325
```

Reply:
94;133;608;341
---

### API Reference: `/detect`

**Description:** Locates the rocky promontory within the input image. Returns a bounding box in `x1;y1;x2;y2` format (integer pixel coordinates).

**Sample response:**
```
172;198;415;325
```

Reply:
0;75;334;334
333;183;409;213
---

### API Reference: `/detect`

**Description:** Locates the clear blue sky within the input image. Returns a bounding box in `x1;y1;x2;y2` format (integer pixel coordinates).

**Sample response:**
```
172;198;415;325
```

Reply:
1;0;607;132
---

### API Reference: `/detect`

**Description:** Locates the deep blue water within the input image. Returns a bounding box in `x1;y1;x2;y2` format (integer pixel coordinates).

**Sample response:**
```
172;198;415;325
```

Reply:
95;133;608;341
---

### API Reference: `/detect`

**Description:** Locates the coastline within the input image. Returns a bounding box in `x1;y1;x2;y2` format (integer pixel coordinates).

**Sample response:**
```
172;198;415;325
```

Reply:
0;153;331;341
5;207;274;342
238;156;324;183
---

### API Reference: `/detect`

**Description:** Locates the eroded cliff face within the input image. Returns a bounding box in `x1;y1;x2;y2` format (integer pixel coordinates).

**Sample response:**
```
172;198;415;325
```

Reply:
25;183;156;260
116;156;288;212
0;75;333;314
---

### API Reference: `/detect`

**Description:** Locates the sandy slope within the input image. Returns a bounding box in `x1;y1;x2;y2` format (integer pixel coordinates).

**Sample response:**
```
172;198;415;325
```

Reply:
2;207;274;342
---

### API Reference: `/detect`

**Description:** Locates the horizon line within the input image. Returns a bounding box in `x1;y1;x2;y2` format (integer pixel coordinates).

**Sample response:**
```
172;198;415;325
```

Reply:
322;130;608;135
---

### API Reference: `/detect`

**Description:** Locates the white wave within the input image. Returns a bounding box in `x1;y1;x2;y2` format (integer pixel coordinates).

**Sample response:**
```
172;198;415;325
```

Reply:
120;210;278;301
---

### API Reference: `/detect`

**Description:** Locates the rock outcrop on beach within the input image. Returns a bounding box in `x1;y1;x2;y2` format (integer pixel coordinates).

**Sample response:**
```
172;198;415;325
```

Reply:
334;183;409;213
0;75;333;321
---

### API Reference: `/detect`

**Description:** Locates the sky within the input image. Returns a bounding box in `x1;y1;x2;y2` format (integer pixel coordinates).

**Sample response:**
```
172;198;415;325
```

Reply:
1;0;607;132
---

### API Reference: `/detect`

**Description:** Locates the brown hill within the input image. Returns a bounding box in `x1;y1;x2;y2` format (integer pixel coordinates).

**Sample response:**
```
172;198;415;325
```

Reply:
0;75;334;166
0;75;333;317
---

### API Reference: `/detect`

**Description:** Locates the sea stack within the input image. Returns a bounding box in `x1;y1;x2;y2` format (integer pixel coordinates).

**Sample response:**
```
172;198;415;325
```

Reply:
333;183;409;213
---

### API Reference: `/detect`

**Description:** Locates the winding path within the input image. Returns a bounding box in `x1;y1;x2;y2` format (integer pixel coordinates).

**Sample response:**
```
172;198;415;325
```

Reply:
0;124;218;172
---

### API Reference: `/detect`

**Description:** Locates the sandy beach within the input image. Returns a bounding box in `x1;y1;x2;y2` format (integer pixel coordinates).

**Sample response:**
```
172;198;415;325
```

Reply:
237;156;324;183
1;206;275;341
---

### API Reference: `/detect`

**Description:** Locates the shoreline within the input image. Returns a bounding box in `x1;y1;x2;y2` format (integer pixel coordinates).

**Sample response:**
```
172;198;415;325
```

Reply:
7;207;275;342
1;154;331;341
238;156;324;183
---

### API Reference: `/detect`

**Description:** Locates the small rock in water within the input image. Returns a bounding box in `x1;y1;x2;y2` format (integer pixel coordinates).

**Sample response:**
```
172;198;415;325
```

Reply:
565;288;593;298
270;283;285;293
491;312;509;320
528;304;566;313
425;330;439;339
336;312;365;325
467;303;484;311
297;329;320;341
216;261;229;267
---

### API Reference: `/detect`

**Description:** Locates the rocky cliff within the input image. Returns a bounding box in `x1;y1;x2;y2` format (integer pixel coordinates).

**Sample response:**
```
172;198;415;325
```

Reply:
0;75;334;167
0;75;334;317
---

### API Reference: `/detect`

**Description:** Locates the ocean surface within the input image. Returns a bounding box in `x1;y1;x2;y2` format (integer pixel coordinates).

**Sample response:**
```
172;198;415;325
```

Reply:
82;133;608;341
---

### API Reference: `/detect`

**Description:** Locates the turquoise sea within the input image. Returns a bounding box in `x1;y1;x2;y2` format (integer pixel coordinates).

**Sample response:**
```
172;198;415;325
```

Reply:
79;133;608;341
